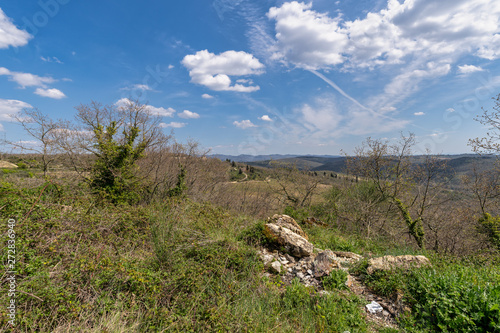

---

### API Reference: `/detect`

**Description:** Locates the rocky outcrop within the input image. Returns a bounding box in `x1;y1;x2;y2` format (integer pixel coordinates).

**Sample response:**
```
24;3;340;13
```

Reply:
367;255;430;274
267;214;309;240
258;214;411;330
263;222;313;258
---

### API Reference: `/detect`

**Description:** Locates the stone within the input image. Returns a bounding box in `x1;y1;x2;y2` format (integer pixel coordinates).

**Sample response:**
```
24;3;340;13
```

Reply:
366;301;383;314
270;261;281;274
284;253;296;263
268;214;308;240
313;250;339;277
263;223;314;258
345;274;354;288
366;255;430;275
333;251;363;261
260;253;275;267
307;269;313;275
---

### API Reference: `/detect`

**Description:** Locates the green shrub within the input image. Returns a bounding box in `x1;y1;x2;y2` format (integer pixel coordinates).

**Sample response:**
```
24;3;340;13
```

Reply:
17;162;28;169
322;269;348;291
404;265;500;332
478;213;500;250
283;205;310;222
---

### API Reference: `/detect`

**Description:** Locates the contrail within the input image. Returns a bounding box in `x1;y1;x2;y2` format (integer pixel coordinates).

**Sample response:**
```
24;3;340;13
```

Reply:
309;69;429;131
309;69;374;112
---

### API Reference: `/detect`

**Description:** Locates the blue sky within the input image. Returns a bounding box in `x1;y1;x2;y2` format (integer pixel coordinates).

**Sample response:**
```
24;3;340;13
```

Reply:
1;0;500;155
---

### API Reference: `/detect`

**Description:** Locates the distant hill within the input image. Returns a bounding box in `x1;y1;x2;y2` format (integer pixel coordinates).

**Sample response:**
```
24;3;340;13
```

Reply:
211;154;340;163
245;154;499;178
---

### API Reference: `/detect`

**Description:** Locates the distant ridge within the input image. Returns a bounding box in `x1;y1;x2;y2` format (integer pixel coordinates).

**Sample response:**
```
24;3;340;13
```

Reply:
211;154;341;163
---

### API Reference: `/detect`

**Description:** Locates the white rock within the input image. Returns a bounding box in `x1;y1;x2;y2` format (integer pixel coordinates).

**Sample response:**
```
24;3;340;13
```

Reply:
366;301;383;314
270;261;281;274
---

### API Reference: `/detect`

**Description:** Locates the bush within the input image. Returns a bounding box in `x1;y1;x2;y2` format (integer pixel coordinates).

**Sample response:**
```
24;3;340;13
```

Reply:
478;213;500;250
322;269;348;291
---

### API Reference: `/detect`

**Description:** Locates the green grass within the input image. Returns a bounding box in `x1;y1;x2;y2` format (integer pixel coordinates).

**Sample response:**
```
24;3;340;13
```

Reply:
0;178;371;332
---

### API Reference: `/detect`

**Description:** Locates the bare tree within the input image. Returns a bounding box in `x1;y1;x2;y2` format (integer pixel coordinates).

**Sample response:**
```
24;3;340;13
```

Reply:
347;133;447;249
8;108;60;177
268;161;320;209
469;93;500;154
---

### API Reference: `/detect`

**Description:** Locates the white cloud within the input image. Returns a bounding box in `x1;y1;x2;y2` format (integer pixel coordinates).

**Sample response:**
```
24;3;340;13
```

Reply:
182;50;264;92
380;106;397;112
259;115;273;122
233;120;257;129
148;106;175;117
0;67;56;88
34;88;66;99
414;112;425;116
41;56;63;64
300;96;343;134
115;98;175;117
446;108;455;112
159;122;186;128
0;8;32;49
268;1;500;70
121;84;153;91
457;64;484;75
202;93;214;99
178;110;200;119
267;2;348;70
0;99;32;121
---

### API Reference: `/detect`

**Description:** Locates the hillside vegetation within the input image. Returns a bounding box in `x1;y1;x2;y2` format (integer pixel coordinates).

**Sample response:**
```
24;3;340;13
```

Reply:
1;100;500;332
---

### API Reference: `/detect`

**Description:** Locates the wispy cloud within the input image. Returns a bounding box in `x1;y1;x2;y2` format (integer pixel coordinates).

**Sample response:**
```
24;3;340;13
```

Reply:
121;84;154;91
0;98;32;121
0;67;56;88
115;98;175;117
40;56;63;64
159;122;186;128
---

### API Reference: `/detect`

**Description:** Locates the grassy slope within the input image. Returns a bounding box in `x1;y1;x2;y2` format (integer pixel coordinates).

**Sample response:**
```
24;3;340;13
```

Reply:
1;168;500;332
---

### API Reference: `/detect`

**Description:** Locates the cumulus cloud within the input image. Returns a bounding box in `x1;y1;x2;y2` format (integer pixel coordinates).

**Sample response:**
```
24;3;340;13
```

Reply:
0;8;32;49
34;88;66;99
0;67;56;88
0;98;32;121
159;122;186;128
115;98;175;117
446;108;455;112
414;112;425;116
267;2;348;70
182;50;264;92
269;0;500;69
148;106;175;117
259;115;273;122
457;64;485;75
178;110;200;119
202;93;214;99
233;120;257;129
